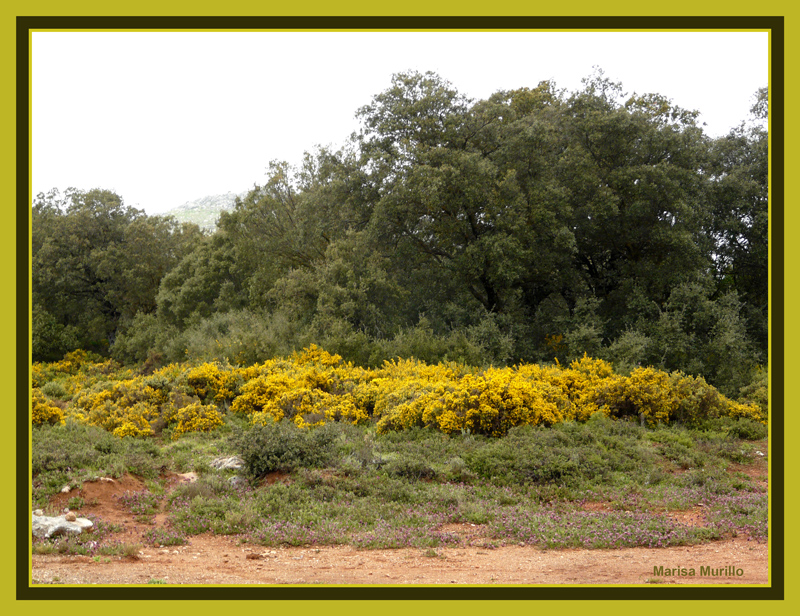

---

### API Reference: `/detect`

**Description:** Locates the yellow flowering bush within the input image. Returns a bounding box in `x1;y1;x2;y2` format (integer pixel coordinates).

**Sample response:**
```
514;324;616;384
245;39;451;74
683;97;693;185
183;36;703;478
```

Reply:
75;399;158;437
231;372;302;418
604;367;680;426
669;372;766;425
186;362;240;403
29;345;767;438
111;404;157;438
292;344;343;368
32;350;95;388
31;363;47;389
172;402;225;440
723;399;766;423
375;368;564;436
545;356;622;421
32;390;64;426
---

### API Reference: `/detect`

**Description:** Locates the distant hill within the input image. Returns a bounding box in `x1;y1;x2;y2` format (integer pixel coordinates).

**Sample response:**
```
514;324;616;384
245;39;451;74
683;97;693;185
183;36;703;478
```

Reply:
164;191;247;231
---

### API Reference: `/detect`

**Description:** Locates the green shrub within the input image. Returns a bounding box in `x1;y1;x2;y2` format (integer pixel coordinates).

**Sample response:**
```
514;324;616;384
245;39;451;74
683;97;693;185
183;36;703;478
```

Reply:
234;420;337;479
462;421;657;487
40;380;70;401
738;366;768;416
382;455;437;480
32;421;117;475
702;417;767;441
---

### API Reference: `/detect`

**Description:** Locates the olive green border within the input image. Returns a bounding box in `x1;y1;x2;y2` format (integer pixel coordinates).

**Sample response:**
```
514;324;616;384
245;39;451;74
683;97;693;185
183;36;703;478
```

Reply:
6;3;793;614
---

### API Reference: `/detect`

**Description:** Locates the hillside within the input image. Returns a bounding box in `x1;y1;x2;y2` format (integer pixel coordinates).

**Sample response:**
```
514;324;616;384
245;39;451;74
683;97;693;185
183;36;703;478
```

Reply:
164;191;246;231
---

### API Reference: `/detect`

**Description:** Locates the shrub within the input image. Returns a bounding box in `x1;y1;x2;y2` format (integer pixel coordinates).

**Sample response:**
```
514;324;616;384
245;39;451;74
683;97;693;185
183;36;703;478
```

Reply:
693;417;768;441
234;420;336;479
186;362;240;403
40;380;70;401
382;455;437;480
29;346;768;442
605;367;679;426
171;402;225;440
32;390;64;426
738;366;768;417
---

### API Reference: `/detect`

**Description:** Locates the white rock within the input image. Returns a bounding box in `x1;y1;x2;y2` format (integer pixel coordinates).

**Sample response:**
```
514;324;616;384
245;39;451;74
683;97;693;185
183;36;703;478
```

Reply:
210;456;244;470
61;485;71;493
32;513;93;539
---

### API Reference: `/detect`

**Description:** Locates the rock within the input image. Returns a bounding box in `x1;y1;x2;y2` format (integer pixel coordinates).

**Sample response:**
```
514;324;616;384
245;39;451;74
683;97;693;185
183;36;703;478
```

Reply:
33;509;43;516
100;477;115;483
210;456;243;470
65;512;77;522
61;485;71;493
228;476;245;487
32;513;93;539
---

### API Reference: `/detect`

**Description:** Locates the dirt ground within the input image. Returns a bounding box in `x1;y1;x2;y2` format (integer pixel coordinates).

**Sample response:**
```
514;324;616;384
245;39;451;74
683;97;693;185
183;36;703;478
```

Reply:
30;469;770;586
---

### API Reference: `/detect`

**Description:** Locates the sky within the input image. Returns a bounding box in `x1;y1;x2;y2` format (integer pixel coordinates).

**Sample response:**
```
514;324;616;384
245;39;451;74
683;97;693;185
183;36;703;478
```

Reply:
31;31;769;215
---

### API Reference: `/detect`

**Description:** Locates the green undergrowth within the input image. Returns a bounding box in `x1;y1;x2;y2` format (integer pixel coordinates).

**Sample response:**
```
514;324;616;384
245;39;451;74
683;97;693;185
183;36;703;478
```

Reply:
31;413;768;553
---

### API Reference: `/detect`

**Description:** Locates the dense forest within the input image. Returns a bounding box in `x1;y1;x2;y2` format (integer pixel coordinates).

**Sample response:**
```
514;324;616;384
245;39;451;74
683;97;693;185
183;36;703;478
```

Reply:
32;70;768;399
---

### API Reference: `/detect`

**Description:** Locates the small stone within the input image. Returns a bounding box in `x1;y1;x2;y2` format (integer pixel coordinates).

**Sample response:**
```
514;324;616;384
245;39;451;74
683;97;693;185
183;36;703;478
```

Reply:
33;509;43;516
61;485;71;494
65;512;77;522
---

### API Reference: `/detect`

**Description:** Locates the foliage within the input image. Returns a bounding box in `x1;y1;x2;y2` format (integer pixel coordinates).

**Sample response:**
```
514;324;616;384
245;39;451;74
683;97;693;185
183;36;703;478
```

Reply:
32;188;202;360
233;419;338;478
32;388;768;553
32;390;65;426
171;402;225;440
32;74;768;399
31;347;765;450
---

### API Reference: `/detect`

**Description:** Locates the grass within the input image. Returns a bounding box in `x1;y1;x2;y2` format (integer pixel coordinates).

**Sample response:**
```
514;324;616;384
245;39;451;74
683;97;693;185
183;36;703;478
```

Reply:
31;414;768;555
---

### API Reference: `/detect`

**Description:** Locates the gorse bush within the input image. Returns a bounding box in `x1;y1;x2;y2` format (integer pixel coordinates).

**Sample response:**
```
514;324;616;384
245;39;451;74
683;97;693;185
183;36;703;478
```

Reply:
30;346;767;440
32;390;64;426
171;402;225;440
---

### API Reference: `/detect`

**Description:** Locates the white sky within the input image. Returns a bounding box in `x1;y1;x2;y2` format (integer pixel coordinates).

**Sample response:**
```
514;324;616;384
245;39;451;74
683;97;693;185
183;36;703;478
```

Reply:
32;31;769;215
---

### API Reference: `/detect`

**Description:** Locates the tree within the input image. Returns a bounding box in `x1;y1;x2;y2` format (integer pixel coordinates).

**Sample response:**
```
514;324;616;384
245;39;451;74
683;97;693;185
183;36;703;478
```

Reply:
706;87;768;355
555;72;713;339
31;188;202;359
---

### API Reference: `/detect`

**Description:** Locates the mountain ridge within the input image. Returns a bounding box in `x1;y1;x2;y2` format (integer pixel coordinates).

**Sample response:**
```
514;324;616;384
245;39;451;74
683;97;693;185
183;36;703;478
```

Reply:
164;190;248;231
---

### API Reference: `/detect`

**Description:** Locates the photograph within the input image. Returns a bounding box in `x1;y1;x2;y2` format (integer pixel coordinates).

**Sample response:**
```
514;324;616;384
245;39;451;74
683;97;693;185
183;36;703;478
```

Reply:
23;21;777;594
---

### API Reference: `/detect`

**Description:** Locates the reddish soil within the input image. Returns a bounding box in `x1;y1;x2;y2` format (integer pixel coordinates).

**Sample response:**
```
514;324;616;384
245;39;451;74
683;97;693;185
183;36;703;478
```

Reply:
30;465;770;586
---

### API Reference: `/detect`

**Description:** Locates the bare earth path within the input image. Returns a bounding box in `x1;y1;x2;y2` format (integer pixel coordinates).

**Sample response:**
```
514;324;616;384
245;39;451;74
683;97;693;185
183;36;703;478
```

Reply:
30;472;769;586
32;534;768;585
